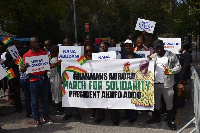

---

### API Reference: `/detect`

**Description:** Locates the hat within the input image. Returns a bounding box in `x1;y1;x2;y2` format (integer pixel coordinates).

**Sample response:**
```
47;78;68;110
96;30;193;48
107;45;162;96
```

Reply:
124;39;132;44
152;39;164;47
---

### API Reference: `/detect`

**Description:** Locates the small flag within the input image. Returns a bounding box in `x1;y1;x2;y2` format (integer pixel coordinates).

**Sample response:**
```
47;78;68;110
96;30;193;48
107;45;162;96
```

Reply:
7;68;16;79
77;55;87;66
163;65;173;75
48;54;51;60
15;55;24;67
2;36;12;45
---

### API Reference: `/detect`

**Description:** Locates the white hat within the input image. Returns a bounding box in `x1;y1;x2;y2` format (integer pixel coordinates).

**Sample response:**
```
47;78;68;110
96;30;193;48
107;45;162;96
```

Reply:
124;39;132;44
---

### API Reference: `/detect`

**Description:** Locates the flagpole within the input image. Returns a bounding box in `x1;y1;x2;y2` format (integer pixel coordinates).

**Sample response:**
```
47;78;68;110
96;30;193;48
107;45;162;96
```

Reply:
73;0;78;45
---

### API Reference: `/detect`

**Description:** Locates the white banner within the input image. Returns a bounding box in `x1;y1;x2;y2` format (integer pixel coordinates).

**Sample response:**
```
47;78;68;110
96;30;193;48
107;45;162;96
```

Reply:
108;47;121;59
25;55;50;73
135;18;156;33
0;65;7;80
61;59;154;110
7;45;19;59
134;51;150;58
92;51;116;60
59;46;82;62
158;38;181;54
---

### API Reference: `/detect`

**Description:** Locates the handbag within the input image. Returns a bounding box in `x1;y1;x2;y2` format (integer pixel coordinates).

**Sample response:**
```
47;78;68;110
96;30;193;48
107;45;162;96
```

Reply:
177;80;191;99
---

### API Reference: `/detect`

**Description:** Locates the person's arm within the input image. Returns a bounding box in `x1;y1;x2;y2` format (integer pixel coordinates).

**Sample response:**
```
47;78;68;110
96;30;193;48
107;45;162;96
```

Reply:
179;53;192;80
171;54;182;75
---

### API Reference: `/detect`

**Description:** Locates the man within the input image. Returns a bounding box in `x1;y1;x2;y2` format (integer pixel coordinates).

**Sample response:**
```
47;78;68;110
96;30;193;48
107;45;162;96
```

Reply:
43;40;52;55
62;38;72;46
110;38;117;47
21;37;54;126
147;39;181;130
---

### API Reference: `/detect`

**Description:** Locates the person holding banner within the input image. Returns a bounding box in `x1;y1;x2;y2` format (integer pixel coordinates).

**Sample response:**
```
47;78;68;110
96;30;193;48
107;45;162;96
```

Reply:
3;42;22;113
147;39;181;130
94;41;120;126
21;37;54;126
122;39;142;123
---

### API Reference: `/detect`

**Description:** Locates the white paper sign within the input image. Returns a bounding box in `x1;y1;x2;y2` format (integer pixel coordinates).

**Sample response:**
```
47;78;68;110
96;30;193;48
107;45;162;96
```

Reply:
59;46;82;62
108;47;121;59
158;38;181;54
135;18;156;33
116;44;121;47
92;51;116;60
134;51;150;58
7;45;19;59
0;65;7;80
25;55;50;73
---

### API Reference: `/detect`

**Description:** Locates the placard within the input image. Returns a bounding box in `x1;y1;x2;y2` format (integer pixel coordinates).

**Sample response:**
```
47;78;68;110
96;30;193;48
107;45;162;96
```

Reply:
59;46;82;62
0;65;7;80
7;45;19;59
134;51;150;58
158;38;181;54
25;55;50;73
108;47;121;59
92;51;116;60
135;18;156;33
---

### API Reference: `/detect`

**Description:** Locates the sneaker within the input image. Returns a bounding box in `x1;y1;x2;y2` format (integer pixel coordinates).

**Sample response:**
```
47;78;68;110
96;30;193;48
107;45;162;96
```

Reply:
43;116;54;123
34;119;42;127
147;117;160;124
63;115;72;121
168;121;177;130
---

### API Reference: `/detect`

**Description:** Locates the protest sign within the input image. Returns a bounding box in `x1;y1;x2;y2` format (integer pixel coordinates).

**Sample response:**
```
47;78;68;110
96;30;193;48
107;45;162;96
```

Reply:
25;55;50;73
135;18;156;33
92;51;116;60
134;51;150;58
61;58;154;110
0;65;7;80
59;46;82;62
116;44;121;47
108;47;121;59
158;38;181;54
7;45;19;59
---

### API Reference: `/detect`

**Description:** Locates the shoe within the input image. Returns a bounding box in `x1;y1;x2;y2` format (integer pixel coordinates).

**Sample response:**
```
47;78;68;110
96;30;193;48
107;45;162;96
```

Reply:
43;116;54;123
54;112;65;116
34;119;42;127
168;120;177;130
94;118;104;123
74;115;81;120
148;111;153;118
147;117;160;124
90;113;96;118
112;121;119;126
63;115;72;121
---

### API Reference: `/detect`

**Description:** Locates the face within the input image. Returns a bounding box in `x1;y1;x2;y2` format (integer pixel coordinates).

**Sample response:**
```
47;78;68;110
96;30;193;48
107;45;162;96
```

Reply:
153;44;164;55
44;40;51;51
85;36;92;45
125;43;133;54
99;43;108;52
63;38;72;46
110;39;116;47
139;61;149;75
85;46;93;60
128;35;134;42
30;37;40;50
136;37;143;48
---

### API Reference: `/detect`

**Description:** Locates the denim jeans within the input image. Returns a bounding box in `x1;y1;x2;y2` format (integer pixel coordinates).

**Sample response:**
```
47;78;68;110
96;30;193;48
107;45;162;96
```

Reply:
29;74;50;119
20;78;32;116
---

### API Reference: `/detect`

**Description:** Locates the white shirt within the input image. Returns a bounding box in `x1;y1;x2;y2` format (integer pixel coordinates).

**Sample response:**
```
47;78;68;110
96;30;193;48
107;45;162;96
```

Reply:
155;52;168;83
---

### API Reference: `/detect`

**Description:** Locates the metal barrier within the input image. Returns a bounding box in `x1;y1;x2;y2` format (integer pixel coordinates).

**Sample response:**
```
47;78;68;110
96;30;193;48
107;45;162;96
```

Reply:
178;64;200;133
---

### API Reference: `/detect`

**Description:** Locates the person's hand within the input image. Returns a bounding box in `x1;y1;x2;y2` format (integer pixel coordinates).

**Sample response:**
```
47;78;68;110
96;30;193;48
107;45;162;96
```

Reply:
147;55;152;60
23;63;29;69
56;60;62;65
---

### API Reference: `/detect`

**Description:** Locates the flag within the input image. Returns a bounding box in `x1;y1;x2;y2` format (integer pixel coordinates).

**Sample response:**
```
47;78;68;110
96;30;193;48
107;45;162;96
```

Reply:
64;66;87;73
15;55;24;66
163;65;173;75
2;36;12;45
7;68;16;79
62;86;66;96
48;54;51;60
62;71;69;81
77;55;87;66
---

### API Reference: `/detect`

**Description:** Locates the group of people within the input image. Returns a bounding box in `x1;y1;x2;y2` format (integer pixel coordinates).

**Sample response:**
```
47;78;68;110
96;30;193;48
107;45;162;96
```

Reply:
0;32;192;131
